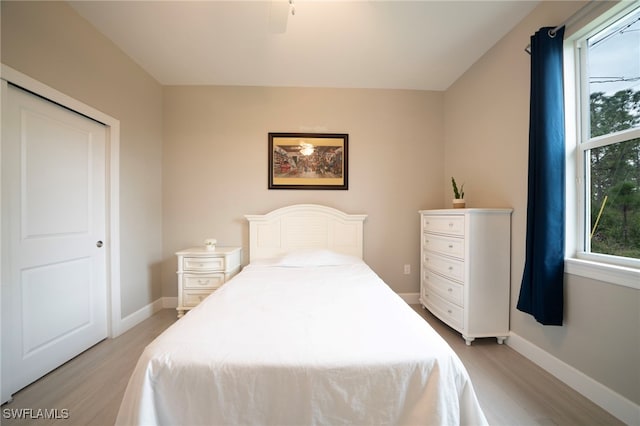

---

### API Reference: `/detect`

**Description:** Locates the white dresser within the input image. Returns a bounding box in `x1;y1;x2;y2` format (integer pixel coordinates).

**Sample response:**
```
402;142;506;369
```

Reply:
419;209;512;345
176;246;242;318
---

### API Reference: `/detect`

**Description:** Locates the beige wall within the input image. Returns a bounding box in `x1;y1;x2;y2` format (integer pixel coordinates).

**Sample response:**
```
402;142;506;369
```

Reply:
162;86;444;296
444;0;639;404
1;1;164;318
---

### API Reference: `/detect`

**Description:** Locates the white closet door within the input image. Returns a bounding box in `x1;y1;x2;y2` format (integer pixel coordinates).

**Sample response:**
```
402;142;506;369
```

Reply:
1;83;108;402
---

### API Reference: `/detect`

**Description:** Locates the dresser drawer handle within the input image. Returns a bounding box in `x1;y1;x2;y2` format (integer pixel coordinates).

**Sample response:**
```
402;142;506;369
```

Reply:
448;223;454;227
197;279;209;285
447;309;452;314
448;266;453;271
447;288;453;292
448;244;453;248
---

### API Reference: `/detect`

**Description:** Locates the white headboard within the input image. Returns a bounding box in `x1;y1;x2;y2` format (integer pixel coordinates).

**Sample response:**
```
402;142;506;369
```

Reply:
245;204;367;262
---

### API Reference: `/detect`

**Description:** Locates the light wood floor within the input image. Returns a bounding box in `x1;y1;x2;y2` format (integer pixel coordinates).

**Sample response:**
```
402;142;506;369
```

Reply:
410;306;623;426
2;307;623;425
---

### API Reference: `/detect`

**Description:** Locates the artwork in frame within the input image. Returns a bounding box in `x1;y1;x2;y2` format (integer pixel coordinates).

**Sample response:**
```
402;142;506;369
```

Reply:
268;133;348;190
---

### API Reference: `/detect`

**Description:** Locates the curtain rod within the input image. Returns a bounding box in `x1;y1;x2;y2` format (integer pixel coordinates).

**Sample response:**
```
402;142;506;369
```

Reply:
524;0;599;54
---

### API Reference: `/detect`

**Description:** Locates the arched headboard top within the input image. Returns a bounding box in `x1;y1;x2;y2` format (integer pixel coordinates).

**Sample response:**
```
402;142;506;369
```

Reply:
245;204;367;262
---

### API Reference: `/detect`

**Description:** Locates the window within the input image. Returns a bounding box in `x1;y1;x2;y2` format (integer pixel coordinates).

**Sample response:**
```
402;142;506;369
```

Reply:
573;5;640;274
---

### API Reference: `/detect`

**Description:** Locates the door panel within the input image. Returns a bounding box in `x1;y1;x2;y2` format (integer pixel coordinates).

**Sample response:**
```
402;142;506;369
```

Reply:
1;83;108;402
22;110;91;237
22;258;92;355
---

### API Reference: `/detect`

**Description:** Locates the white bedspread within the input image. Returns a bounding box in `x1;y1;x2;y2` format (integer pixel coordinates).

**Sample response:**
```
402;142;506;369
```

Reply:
116;262;487;426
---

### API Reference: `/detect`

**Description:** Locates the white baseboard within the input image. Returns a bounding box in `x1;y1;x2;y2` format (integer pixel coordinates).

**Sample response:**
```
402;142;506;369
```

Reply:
397;292;420;304
507;332;639;425
117;297;177;335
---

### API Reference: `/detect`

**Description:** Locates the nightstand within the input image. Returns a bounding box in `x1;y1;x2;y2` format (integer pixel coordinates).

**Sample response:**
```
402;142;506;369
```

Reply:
176;246;242;318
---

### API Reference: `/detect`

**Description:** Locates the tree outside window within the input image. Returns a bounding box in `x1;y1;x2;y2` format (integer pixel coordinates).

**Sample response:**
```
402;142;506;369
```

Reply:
583;7;640;260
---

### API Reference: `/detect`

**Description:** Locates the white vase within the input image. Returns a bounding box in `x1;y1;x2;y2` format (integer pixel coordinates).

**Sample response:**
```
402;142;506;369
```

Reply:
204;238;217;250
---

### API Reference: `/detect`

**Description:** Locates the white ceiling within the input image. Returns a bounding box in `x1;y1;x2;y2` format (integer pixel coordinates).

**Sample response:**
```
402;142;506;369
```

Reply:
68;0;539;91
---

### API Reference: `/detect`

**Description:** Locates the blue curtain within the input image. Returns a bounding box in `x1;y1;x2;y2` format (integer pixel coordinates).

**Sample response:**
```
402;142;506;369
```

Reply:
517;26;566;326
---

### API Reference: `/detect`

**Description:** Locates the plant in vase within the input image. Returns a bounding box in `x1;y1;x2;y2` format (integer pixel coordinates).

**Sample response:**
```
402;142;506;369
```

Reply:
451;177;465;208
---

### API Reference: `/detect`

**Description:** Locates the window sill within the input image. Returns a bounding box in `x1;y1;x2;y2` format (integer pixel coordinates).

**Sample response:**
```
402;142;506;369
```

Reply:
565;258;640;290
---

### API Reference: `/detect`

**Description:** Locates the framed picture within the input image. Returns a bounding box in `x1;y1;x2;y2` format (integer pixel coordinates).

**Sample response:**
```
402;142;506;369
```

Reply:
268;133;348;190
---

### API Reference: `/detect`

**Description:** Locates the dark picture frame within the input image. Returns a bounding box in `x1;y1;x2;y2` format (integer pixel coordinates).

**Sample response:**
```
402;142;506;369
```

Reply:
268;133;348;190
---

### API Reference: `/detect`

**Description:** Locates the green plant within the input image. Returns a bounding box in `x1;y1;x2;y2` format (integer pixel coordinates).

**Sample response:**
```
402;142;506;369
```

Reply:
452;177;465;199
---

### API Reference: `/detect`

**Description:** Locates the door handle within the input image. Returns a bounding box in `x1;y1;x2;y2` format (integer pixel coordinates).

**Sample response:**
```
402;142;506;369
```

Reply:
96;240;103;248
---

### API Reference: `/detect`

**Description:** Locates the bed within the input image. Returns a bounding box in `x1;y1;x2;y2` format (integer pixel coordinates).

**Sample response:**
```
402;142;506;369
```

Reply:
116;204;488;425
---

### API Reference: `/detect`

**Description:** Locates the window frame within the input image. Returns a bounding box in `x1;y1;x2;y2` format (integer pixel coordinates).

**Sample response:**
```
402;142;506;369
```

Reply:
564;2;640;290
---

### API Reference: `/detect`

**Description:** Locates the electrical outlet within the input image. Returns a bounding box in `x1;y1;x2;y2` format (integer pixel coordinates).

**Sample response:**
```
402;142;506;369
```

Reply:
403;264;411;275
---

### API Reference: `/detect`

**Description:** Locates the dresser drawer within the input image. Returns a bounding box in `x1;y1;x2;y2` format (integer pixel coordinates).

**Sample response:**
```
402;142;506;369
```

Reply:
423;291;463;331
423;252;464;282
183;273;225;289
182;289;214;308
422;215;465;236
423;270;464;306
183;257;225;271
423;233;464;259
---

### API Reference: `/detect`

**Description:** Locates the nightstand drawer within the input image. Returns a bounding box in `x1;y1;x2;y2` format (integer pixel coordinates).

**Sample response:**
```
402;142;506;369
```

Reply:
423;215;465;236
182;289;214;307
423;233;464;259
183;273;225;289
424;270;463;306
176;246;242;318
423;251;464;282
183;257;225;271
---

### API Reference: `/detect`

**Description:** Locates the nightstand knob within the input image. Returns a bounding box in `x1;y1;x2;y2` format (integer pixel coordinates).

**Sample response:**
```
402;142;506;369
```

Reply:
448;288;453;292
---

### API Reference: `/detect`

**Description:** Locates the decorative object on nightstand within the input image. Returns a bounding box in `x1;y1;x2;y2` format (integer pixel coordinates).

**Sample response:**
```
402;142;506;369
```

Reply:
451;177;465;208
204;238;217;250
419;208;512;345
176;246;241;318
